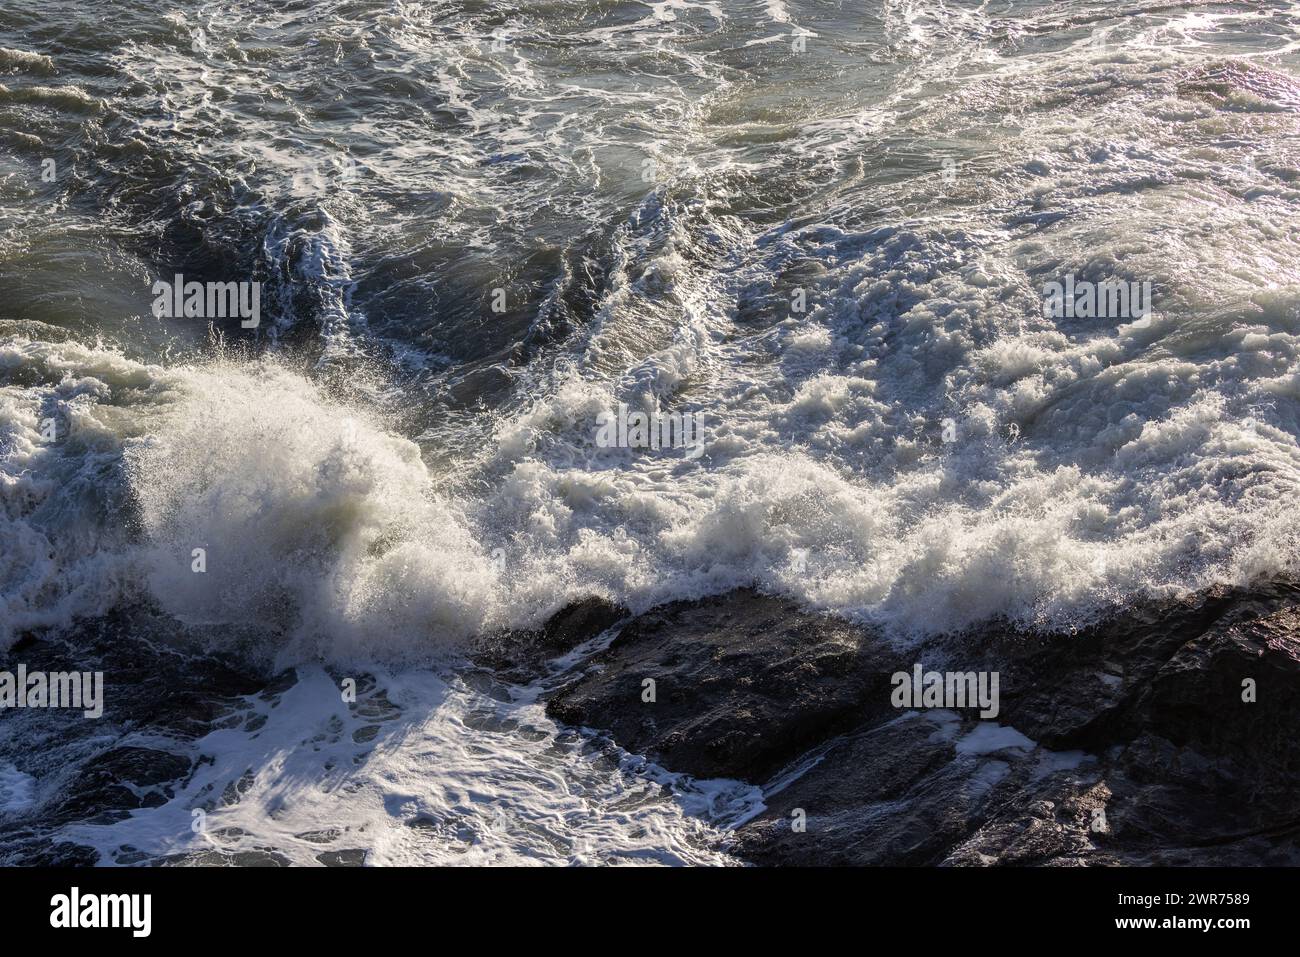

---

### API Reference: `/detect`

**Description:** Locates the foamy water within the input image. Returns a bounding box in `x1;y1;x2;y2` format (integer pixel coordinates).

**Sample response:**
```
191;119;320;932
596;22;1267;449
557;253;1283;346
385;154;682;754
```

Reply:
2;0;1300;864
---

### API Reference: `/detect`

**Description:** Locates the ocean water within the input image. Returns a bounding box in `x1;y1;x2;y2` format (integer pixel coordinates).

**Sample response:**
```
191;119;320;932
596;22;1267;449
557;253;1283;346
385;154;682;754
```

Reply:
2;0;1299;864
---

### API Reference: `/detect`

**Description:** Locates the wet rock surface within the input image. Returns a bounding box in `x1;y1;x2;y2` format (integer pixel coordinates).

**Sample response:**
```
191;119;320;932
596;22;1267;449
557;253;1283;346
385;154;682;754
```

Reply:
8;583;1300;867
545;588;905;782
472;596;629;684
534;582;1300;866
0;610;266;865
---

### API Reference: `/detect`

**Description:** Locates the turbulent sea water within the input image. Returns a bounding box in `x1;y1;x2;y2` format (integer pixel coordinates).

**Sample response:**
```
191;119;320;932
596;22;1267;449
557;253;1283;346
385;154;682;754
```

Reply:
1;0;1299;864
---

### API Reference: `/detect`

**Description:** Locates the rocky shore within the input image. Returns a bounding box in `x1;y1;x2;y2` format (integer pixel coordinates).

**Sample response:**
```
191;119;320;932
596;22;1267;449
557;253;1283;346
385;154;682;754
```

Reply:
6;583;1299;866
491;582;1300;865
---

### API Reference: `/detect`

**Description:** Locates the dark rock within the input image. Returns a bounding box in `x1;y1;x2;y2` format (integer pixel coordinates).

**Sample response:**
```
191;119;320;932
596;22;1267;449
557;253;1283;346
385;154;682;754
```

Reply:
541;582;1300;866
0;609;267;736
0;608;272;863
317;849;368;866
938;586;1243;749
734;711;980;865
45;746;193;826
546;587;906;781
538;598;630;652
473;596;629;683
0;835;100;867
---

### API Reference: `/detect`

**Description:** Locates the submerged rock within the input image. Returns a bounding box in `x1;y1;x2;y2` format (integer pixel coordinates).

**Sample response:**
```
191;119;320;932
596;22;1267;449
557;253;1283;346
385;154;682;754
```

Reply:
0;609;268;865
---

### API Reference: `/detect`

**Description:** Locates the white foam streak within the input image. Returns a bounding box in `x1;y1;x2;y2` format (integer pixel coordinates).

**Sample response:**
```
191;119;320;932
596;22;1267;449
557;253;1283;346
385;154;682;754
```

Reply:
64;667;748;865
